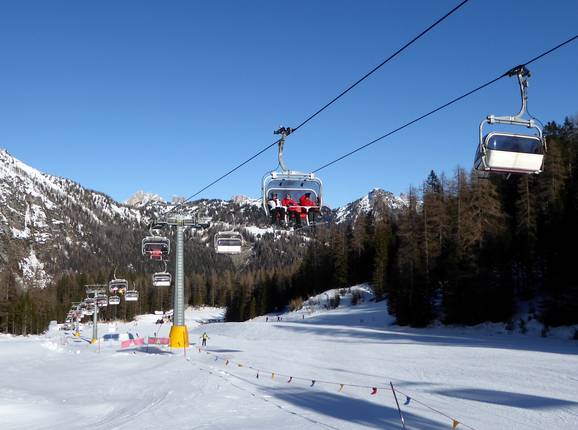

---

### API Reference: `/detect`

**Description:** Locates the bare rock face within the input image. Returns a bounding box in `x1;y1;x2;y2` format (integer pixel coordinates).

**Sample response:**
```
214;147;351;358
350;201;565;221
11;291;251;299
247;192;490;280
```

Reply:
125;191;165;207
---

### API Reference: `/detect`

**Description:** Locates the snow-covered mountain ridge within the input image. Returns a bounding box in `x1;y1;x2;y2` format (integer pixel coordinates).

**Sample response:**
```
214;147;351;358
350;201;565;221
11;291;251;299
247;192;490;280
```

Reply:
335;188;408;224
0;149;406;290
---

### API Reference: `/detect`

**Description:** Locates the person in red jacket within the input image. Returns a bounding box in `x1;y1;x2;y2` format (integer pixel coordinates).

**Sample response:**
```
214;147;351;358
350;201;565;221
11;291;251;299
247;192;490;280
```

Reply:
282;193;300;226
299;192;319;224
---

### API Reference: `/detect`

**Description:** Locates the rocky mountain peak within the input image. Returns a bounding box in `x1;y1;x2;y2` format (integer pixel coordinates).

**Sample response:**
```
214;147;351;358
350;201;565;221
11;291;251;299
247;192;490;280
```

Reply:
125;191;165;207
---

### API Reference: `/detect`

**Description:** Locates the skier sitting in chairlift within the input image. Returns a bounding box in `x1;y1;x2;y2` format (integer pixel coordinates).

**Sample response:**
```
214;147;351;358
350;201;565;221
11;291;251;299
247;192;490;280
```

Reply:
299;192;319;223
282;193;300;226
267;193;285;225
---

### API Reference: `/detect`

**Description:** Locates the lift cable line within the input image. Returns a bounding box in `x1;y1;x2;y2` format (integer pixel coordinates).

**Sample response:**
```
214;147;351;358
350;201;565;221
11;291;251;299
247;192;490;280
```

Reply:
312;34;578;174
165;0;472;215
291;0;471;133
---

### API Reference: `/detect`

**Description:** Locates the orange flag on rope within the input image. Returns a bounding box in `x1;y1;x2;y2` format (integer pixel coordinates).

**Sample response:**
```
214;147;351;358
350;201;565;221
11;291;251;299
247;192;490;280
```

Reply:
452;419;460;429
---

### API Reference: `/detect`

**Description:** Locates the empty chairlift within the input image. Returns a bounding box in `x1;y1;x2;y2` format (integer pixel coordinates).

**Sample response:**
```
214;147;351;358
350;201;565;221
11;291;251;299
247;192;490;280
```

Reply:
152;272;172;287
125;288;139;302
474;66;546;174
108;295;121;305
153;262;172;287
214;231;243;255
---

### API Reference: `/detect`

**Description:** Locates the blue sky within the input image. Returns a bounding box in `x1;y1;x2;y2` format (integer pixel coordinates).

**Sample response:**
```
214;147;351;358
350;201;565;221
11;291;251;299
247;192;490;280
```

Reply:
1;1;577;207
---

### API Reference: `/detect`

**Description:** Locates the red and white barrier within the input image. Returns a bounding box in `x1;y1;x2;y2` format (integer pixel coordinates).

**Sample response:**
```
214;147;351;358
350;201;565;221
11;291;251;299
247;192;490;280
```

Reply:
120;338;145;348
147;337;170;345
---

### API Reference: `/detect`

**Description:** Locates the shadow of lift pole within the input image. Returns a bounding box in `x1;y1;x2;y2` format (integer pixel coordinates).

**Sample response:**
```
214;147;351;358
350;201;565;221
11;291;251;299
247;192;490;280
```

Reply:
153;214;209;349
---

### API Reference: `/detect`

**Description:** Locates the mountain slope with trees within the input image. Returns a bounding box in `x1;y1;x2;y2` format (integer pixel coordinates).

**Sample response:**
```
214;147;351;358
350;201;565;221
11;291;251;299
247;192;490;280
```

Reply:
1;117;577;334
226;117;578;329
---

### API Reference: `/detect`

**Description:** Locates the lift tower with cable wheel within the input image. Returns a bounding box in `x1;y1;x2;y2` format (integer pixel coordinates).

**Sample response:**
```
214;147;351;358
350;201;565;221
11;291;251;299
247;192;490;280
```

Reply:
85;285;107;344
146;213;209;348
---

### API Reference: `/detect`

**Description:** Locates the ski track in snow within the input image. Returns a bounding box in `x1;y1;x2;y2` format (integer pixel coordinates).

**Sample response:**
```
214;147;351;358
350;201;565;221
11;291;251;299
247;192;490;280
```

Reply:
3;296;578;429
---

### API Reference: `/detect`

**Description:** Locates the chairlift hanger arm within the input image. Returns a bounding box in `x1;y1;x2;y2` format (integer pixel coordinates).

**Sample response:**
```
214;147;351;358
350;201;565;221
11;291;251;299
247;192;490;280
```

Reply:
274;126;293;173
485;65;538;130
490;65;532;126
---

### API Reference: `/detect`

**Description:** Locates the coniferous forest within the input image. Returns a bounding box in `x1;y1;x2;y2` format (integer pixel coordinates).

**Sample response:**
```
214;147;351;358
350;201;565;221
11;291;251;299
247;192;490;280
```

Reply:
227;118;578;327
1;118;577;334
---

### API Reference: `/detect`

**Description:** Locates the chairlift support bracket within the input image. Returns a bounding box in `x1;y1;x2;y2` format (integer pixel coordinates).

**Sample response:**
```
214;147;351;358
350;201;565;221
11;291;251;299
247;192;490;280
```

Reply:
274;126;293;173
487;65;535;128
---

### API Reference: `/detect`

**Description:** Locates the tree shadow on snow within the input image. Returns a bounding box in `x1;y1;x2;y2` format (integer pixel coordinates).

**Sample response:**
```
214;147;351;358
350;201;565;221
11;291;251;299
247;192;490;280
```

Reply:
264;387;448;429
433;388;578;410
298;304;394;328
276;324;578;356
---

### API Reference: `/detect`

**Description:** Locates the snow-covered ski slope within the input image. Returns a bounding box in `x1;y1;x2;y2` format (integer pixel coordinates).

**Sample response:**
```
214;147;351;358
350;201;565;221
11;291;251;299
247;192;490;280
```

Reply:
3;289;578;430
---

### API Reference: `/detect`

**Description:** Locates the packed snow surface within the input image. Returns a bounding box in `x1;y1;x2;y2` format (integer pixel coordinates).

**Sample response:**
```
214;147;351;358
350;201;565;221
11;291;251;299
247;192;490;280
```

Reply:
3;291;578;430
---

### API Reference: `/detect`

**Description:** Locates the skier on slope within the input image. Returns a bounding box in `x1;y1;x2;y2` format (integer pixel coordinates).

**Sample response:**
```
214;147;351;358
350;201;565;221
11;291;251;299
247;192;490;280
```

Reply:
201;332;209;347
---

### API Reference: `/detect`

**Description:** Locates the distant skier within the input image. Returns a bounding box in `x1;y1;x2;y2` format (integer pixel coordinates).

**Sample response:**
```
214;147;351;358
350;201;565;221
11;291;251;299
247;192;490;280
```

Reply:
201;332;209;347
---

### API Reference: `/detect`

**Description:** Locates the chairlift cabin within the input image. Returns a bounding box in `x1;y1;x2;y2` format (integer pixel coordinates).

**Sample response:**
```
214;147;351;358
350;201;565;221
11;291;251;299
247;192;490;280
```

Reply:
96;294;108;308
152;272;172;287
125;289;139;302
262;127;323;226
474;66;546;175
214;231;243;255
142;236;170;261
109;278;128;294
108;295;121;305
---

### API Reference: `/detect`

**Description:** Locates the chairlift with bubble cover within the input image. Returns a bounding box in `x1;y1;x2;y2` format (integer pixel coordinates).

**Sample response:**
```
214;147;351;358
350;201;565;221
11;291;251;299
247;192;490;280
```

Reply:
96;294;108;308
474;66;546;175
214;213;243;255
109;271;128;294
262;127;323;226
142;223;170;261
125;287;139;302
153;261;172;287
108;295;120;305
214;231;243;255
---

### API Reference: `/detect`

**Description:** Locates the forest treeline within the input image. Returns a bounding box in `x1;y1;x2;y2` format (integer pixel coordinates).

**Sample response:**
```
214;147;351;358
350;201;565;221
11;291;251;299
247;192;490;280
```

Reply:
1;118;576;334
225;118;578;327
